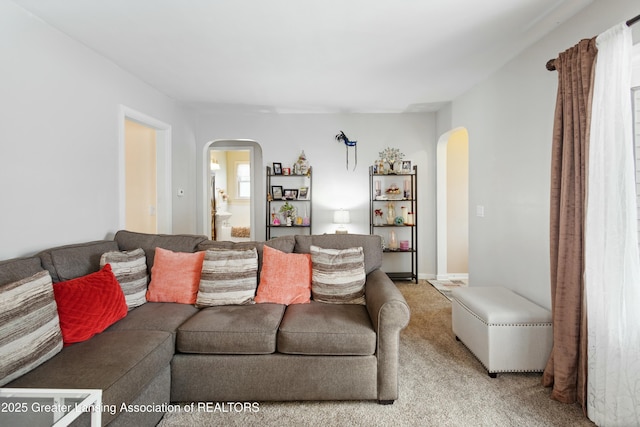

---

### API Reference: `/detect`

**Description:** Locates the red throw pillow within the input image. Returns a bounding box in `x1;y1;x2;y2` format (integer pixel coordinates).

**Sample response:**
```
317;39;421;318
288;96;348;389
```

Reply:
146;248;205;304
53;264;127;345
255;245;312;305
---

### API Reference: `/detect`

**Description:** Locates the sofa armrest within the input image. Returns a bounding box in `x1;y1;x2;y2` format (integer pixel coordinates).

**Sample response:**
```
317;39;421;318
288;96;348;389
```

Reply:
365;269;410;403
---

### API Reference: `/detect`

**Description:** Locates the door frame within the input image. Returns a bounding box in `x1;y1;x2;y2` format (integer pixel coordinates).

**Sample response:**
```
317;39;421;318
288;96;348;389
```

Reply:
436;127;469;280
202;139;263;240
118;105;172;233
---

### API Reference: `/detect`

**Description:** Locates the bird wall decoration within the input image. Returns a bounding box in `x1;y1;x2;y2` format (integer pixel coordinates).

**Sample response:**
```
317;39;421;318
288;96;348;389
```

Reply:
335;131;357;171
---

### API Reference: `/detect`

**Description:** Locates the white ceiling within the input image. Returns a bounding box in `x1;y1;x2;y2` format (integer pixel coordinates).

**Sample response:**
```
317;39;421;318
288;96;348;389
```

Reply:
12;0;593;113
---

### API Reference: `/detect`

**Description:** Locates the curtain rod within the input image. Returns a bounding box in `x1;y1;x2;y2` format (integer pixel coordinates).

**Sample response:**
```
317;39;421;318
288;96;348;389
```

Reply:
546;13;640;71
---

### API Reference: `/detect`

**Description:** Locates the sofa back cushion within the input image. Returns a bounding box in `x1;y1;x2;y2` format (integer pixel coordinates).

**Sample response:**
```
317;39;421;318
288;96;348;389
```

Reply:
0;257;44;287
114;230;207;273
38;240;119;282
294;234;382;274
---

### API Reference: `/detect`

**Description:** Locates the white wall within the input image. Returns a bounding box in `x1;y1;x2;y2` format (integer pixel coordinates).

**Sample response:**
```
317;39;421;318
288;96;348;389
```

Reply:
0;1;197;259
196;112;437;277
446;0;640;309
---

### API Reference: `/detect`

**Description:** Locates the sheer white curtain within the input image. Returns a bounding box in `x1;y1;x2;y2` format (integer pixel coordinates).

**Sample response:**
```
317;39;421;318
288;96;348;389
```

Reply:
585;23;640;426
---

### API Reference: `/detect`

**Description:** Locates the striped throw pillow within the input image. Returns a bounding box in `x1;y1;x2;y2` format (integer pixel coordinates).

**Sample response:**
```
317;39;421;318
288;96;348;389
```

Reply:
100;248;148;310
310;245;366;305
0;270;63;386
196;248;258;307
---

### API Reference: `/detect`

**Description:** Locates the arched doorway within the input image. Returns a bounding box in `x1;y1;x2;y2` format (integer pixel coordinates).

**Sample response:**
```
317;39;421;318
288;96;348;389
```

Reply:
202;139;263;240
436;127;469;280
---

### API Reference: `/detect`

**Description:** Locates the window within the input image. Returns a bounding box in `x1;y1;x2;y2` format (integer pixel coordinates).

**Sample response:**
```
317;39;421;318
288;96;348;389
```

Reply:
237;162;250;199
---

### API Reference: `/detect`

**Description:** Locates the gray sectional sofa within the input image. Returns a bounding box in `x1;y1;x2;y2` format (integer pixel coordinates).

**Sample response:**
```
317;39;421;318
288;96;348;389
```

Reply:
0;230;410;426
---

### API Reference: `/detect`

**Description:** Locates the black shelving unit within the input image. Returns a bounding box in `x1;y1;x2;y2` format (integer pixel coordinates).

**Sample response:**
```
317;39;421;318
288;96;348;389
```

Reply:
266;166;312;239
369;165;417;282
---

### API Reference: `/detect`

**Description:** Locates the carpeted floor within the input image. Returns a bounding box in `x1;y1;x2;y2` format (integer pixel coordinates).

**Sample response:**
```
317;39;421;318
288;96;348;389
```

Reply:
158;282;594;427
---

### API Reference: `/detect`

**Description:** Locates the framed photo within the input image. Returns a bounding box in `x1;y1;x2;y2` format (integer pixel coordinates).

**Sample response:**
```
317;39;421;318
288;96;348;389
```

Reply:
271;185;283;200
402;160;412;174
272;162;282;175
284;189;298;200
298;186;309;200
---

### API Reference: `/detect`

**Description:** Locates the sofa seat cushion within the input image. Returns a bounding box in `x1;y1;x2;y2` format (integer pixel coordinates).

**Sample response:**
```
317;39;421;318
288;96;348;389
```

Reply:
177;304;285;355
7;330;174;425
277;302;376;356
106;302;199;334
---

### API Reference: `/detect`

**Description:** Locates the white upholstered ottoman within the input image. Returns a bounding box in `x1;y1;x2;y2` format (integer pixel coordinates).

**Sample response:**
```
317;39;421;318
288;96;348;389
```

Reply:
451;286;552;377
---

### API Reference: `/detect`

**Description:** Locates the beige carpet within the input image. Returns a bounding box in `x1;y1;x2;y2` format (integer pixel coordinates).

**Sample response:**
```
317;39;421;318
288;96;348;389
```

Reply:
158;283;594;427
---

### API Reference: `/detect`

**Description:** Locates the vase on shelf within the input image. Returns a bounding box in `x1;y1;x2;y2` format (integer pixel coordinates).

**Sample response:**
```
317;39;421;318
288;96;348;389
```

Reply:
386;204;395;225
389;230;398;250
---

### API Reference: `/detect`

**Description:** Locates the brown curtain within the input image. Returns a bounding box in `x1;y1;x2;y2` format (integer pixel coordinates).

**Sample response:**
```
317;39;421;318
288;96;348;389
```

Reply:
542;38;597;412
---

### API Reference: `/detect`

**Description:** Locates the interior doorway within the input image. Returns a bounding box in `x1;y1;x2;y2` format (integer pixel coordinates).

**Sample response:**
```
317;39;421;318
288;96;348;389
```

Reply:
118;105;172;233
203;140;263;241
436;127;469;280
125;119;157;233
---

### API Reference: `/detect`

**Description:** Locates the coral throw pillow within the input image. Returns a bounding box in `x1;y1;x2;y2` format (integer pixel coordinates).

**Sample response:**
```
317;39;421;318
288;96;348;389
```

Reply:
146;248;205;304
53;264;127;345
255;245;312;305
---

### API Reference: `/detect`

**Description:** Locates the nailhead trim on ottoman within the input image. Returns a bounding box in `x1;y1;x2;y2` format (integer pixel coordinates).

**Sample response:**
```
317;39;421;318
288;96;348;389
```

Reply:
451;286;552;377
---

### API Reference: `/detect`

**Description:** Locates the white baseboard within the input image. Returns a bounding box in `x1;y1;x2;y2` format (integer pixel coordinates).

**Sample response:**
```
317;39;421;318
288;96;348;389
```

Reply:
434;273;469;281
417;273;469;282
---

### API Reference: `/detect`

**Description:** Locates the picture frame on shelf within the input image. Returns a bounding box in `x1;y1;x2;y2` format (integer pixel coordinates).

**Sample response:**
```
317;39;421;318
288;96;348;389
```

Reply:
273;162;282;175
271;185;283;200
402;161;412;174
298;186;309;200
284;189;298;200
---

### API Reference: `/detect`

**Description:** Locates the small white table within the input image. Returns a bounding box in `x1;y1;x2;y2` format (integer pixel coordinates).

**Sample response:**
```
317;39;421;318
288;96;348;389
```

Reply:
0;388;102;427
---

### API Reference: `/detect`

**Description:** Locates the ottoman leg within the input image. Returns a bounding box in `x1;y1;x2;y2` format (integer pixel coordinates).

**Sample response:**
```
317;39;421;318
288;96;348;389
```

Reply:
488;372;497;378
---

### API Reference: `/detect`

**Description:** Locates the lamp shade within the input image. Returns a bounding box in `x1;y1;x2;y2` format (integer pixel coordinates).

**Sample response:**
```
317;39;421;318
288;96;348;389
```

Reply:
333;209;350;224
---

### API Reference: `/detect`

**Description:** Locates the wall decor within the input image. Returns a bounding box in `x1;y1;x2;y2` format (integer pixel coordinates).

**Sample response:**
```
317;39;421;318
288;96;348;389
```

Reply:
335;130;358;171
272;162;282;175
298;186;309;200
402;161;412;174
284;189;298;200
271;185;283;200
